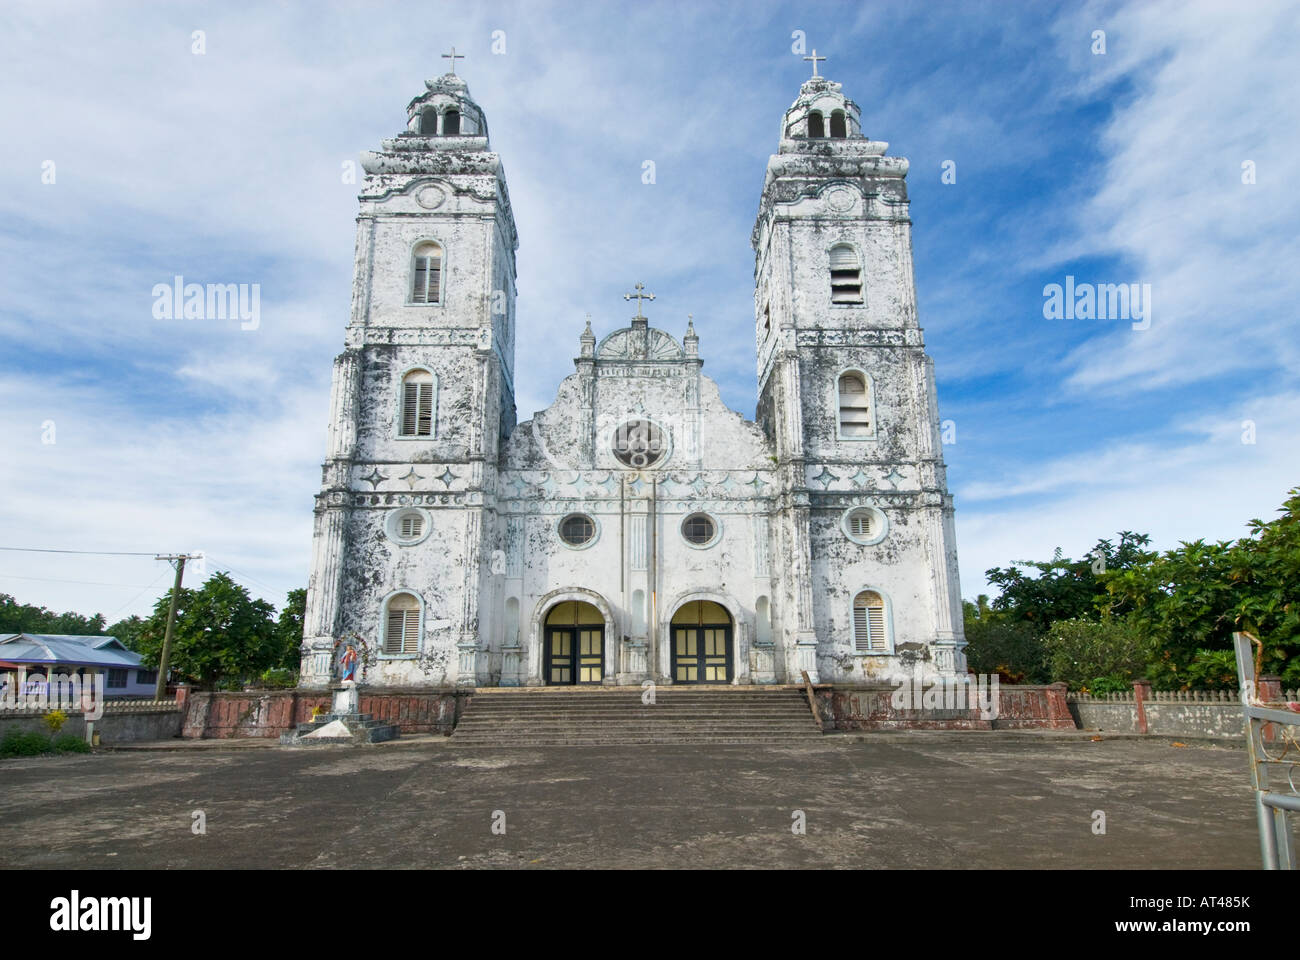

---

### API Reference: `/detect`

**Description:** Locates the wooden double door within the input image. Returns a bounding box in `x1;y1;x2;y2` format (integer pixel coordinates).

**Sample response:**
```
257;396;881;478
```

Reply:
544;601;605;685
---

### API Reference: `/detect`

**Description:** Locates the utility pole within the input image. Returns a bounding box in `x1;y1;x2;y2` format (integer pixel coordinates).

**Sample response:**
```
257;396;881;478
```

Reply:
154;554;199;700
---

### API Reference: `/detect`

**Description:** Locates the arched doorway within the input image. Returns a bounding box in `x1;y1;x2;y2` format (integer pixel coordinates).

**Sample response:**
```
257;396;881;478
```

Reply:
670;600;733;684
544;601;605;685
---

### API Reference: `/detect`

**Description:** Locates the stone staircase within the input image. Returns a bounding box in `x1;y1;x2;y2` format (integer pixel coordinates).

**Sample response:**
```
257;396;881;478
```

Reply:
451;686;823;746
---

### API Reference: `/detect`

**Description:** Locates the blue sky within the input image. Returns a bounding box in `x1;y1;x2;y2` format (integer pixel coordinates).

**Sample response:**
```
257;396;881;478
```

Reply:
1;0;1297;621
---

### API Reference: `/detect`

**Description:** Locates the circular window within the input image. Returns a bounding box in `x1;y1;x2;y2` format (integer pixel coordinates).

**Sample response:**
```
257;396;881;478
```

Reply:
558;513;597;548
681;513;718;548
386;508;431;546
611;419;667;469
841;506;887;545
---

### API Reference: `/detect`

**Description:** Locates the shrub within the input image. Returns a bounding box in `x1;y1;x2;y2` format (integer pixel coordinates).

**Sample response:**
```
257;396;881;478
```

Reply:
1043;617;1145;690
1183;649;1240;690
1;730;52;758
53;734;91;753
1083;675;1132;696
42;709;68;734
259;667;298;690
963;618;1049;683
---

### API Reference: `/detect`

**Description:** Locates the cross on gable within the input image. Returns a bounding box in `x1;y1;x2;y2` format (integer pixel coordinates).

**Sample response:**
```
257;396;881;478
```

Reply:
442;46;465;74
623;282;655;320
804;49;826;78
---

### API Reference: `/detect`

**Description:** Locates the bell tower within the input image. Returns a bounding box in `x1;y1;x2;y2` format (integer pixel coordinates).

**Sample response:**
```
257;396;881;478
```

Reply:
752;65;966;683
300;61;518;688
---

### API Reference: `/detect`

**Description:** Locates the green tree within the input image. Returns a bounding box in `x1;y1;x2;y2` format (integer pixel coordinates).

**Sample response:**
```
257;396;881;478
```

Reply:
1101;488;1300;687
962;614;1049;684
106;614;145;651
0;593;108;635
133;572;278;689
1041;617;1145;691
272;588;306;672
985;532;1153;629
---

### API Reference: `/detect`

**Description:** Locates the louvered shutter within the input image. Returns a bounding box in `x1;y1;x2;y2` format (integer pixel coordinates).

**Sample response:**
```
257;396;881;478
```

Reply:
386;608;406;654
402;382;419;435
830;245;863;304
829;246;858;270
412;259;428;302
411;245;443;304
868;604;886;651
853;604;869;652
839;374;871;436
402;609;420;653
854;592;886;652
425;258;441;304
417;382;434;436
849;511;872;537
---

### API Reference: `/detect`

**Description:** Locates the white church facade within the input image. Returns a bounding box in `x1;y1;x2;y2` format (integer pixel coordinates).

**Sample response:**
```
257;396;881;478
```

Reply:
299;64;967;691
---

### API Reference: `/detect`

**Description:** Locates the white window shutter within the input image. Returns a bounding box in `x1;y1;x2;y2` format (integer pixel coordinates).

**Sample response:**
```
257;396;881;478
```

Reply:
402;382;419;435
853;605;869;652
417;382;434;436
839;374;871;436
403;609;420;653
386;609;405;654
854;592;886;652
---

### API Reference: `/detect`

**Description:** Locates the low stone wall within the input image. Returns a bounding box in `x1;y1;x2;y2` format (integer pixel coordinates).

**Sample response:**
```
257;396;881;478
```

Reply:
0;700;183;743
814;683;1074;731
179;686;467;738
1067;687;1287;739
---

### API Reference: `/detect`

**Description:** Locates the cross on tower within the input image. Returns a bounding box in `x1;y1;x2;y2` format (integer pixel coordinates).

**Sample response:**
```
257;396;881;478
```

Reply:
442;46;465;74
804;49;826;78
624;282;655;320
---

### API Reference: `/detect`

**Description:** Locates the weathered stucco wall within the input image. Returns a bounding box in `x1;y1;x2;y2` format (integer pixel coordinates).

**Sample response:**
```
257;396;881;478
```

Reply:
815;683;1074;731
180;688;465;738
0;705;183;743
299;70;968;693
1070;700;1247;738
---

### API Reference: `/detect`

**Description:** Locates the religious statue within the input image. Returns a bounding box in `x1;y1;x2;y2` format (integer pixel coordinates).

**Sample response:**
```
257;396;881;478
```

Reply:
337;642;359;683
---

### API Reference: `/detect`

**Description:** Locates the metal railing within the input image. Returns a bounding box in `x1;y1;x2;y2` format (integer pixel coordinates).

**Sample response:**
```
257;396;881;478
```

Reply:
1233;631;1299;869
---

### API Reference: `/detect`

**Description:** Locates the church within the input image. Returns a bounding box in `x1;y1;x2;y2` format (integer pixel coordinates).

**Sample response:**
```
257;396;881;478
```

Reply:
299;57;967;692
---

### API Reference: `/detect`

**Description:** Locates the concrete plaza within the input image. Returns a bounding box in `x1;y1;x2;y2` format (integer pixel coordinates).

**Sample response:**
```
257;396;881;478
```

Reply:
0;733;1260;869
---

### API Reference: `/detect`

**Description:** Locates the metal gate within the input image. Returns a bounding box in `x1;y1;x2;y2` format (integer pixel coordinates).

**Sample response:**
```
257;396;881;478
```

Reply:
1233;632;1299;869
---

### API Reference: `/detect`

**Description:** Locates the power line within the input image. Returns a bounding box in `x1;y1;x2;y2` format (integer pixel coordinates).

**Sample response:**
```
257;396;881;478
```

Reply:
0;547;162;557
105;569;174;622
201;555;285;597
0;572;159;588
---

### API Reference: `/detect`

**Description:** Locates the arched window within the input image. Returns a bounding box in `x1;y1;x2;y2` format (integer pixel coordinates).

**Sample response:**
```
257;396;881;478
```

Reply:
420;110;438;135
829;244;862;304
853;591;888;652
838;372;871;437
443;109;460;135
829;110;847;138
400;370;435;437
410;241;442;304
384;592;421;655
807;111;825;138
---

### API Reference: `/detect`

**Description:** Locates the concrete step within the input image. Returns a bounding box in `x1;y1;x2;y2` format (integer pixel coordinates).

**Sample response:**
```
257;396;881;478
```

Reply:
452;689;820;745
452;735;823;746
454;707;811;712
